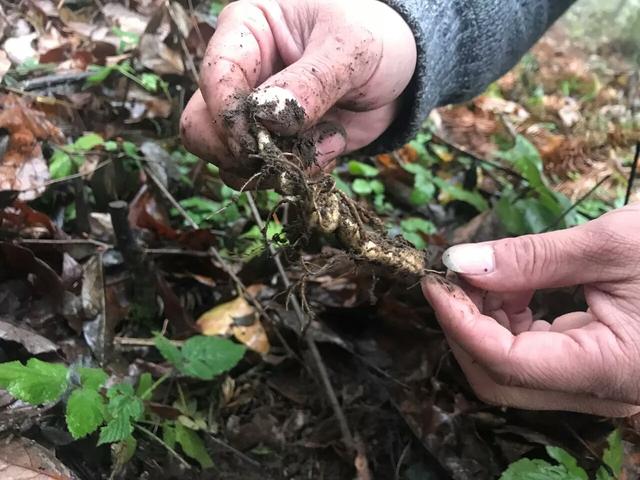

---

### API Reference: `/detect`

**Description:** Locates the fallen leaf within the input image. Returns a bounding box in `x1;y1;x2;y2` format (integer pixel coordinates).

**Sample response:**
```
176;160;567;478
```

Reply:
0;94;64;200
0;436;77;479
0;51;10;83
0;316;58;355
197;289;270;354
3;32;37;64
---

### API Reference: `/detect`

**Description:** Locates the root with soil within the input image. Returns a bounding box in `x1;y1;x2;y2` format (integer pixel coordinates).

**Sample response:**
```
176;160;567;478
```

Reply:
243;98;434;287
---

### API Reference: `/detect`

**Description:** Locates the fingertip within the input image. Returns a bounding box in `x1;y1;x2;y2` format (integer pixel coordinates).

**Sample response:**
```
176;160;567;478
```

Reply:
249;86;306;135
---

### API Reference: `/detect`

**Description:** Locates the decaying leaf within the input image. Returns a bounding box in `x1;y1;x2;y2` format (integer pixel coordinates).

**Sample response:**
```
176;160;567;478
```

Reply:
0;317;58;355
0;436;77;479
197;289;270;354
0;95;64;201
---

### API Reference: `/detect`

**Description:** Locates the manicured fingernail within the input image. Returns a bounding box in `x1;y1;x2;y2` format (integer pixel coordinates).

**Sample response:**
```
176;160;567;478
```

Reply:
443;244;495;275
250;87;305;132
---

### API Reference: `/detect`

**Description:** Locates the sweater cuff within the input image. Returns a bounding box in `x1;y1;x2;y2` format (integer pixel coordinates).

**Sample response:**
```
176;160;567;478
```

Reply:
363;0;449;155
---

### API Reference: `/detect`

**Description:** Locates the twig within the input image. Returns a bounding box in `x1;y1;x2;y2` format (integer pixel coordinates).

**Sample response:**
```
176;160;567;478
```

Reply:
246;192;356;452
16;238;112;249
624;142;640;206
114;336;184;348
206;434;261;468
543;175;611;232
144;248;217;257
136;424;191;469
17;159;113;192
394;441;411;480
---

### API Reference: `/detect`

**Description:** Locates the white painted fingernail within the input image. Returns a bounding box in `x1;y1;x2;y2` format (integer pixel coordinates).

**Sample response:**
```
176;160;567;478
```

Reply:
443;244;495;275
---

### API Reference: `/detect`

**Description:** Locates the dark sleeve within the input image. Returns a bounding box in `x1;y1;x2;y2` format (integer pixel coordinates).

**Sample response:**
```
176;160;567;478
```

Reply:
366;0;576;153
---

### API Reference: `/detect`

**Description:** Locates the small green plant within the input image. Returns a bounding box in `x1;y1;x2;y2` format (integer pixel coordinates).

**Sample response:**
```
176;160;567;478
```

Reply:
0;335;246;468
210;0;226;16
111;27;140;54
49;134;141;179
346;160;390;213
86;61;169;98
49;133;106;179
499;429;622;480
398;217;436;250
494;136;577;234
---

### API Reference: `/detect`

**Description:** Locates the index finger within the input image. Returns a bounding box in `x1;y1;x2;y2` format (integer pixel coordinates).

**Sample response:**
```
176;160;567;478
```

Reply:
200;2;279;151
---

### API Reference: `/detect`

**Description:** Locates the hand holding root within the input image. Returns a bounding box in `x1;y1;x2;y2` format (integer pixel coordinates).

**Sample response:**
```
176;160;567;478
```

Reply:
252;123;431;286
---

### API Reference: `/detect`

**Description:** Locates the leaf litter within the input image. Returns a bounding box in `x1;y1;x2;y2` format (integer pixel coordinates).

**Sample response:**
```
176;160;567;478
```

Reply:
0;1;637;479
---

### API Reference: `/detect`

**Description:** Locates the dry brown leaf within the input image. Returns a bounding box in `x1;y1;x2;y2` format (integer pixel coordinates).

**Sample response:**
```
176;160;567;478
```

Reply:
101;3;148;36
197;291;270;354
0;94;63;200
0;317;58;355
0;436;77;479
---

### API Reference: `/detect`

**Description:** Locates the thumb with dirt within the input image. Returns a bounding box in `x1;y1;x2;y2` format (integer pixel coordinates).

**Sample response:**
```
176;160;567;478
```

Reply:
180;0;416;189
422;204;640;416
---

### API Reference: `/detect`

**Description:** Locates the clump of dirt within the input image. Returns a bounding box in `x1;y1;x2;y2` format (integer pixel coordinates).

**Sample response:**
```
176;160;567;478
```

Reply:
240;95;433;285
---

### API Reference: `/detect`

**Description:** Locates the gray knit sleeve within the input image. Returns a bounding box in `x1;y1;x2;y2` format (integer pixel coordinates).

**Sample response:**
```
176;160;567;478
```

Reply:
365;0;575;153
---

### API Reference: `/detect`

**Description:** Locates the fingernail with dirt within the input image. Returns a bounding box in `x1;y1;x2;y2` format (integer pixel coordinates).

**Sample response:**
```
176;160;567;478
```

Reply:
250;86;306;135
443;244;495;275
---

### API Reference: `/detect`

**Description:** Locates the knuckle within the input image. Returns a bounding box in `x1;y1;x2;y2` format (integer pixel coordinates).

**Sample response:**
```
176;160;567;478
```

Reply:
511;235;553;279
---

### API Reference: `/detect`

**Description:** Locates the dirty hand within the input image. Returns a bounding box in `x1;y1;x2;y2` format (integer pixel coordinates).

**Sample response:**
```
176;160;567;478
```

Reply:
422;204;640;417
180;0;416;188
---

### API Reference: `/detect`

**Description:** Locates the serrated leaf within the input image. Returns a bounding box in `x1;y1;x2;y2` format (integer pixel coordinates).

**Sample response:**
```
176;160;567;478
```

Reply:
98;413;134;445
78;367;108;391
49;150;73;179
499;458;573;480
66;388;105;439
97;383;145;445
546;447;588;480
175;423;214;469
180;336;246;380
0;359;68;404
74;133;104;151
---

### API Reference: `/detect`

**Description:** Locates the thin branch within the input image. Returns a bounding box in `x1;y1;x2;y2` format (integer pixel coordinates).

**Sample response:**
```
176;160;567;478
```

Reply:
136;424;191;469
206;434;261;468
17;159;112;192
624;142;640;206
543;175;611;232
246;192;356;452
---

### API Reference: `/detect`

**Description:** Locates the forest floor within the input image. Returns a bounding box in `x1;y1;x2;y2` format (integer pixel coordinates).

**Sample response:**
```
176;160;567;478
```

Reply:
0;1;639;479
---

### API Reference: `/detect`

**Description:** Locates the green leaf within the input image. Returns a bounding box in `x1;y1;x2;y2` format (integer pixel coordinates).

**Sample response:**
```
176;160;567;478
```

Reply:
400;218;436;234
155;335;183;368
402;231;427;250
114;435;137;465
86;65;115;85
351;178;373;195
499;458;573;480
597;429;623;480
175;423;214;469
546;447;588;480
347;160;379;178
432;177;489;212
99;413;134;445
78;367;108;391
136;372;153;399
122;141;140;159
0;359;68;404
332;173;353;197
98;383;145;445
163;422;177;449
210;1;225;16
180;336;246;380
104;140;118;151
404;163;435;206
49;149;74;179
74;133;104;151
66;388;106;439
